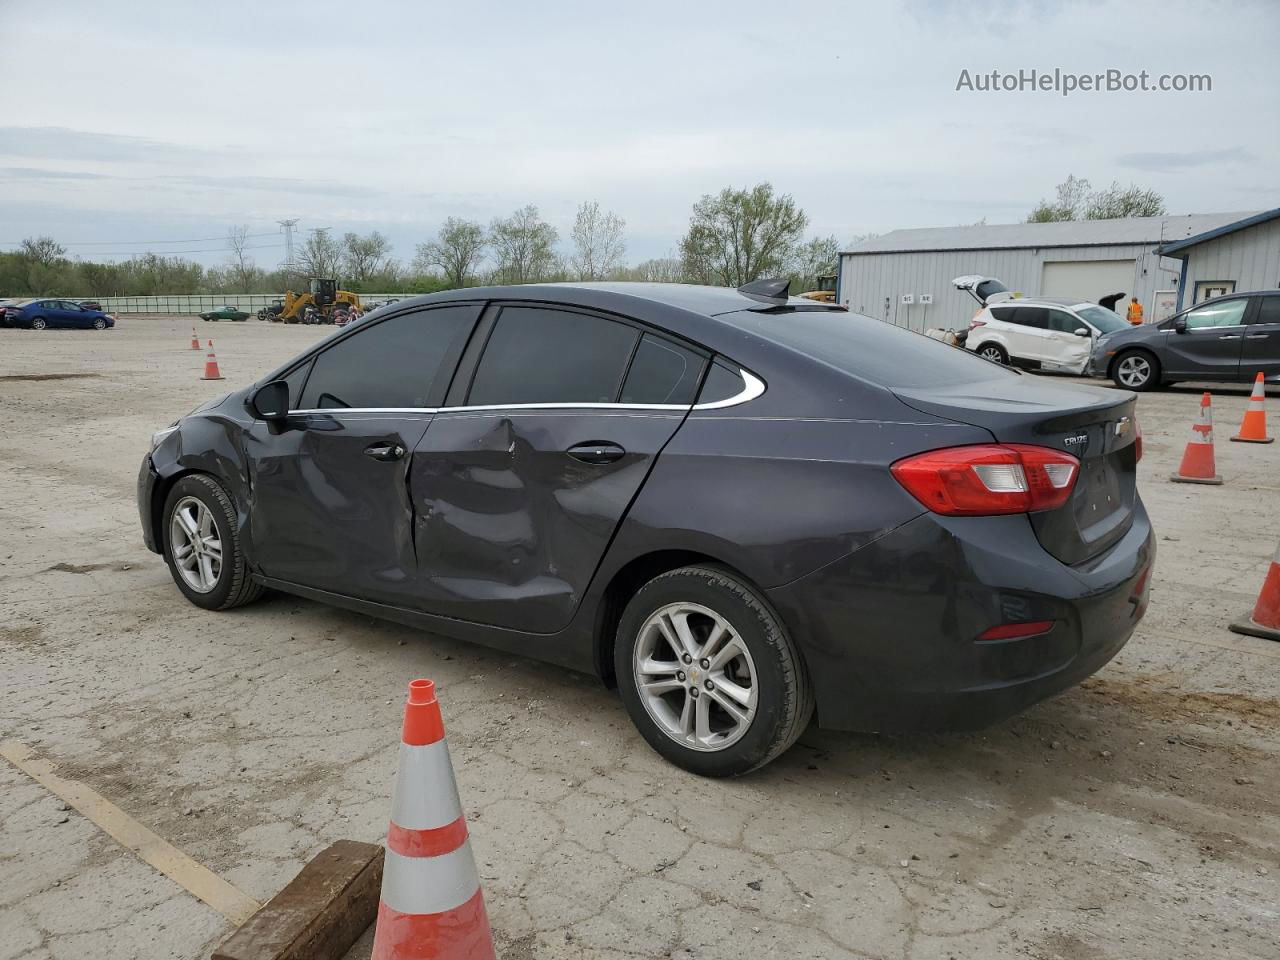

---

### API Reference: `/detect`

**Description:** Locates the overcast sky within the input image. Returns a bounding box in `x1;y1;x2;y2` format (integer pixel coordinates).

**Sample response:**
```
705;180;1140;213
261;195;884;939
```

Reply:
2;0;1277;268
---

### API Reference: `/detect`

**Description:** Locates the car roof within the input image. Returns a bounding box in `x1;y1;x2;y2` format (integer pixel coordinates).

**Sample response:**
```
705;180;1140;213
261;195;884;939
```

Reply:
988;296;1088;309
381;281;847;320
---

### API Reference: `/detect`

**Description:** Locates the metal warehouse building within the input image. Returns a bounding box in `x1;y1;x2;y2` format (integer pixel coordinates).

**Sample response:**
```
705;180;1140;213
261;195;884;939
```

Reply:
837;208;1280;332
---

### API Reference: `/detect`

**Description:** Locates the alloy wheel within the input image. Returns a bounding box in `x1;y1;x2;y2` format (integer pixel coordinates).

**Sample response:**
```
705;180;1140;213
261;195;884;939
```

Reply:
168;496;223;593
633;602;758;752
980;346;1004;362
1116;355;1152;388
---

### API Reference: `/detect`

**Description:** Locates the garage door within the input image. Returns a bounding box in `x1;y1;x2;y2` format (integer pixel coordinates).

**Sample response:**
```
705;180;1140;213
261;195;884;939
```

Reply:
1040;260;1136;303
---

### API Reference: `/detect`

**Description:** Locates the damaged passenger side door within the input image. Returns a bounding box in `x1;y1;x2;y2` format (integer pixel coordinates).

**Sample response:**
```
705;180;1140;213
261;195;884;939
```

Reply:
245;303;480;605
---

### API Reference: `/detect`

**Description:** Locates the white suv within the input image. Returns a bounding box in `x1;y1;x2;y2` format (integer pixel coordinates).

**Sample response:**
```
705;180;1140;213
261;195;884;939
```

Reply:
953;278;1130;374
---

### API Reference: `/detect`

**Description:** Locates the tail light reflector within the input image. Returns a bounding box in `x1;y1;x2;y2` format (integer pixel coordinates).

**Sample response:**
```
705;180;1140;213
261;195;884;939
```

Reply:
891;444;1080;516
977;620;1056;642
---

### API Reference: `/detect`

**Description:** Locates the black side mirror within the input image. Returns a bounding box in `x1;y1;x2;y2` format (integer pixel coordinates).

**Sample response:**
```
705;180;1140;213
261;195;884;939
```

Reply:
1173;318;1187;334
250;380;290;421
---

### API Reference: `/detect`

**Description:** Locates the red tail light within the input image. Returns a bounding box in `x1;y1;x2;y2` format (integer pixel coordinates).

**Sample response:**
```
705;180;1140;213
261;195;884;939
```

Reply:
969;319;986;329
891;444;1080;516
1134;417;1143;462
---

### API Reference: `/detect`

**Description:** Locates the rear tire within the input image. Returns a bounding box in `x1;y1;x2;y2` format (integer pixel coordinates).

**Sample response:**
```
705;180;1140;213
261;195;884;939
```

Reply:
614;565;813;777
1112;350;1159;391
976;343;1008;364
30;317;47;330
161;474;265;611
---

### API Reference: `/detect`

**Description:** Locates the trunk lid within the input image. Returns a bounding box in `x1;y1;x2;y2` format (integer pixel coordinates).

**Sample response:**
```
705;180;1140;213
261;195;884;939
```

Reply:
894;376;1138;565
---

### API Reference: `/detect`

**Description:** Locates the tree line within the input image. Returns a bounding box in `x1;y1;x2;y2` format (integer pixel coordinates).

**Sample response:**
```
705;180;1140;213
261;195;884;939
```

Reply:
0;185;844;299
1;175;1170;298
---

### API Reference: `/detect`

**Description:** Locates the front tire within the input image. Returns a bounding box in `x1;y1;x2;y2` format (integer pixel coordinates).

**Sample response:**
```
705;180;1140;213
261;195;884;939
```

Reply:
1112;350;1159;391
614;565;814;777
976;342;1008;365
92;317;106;330
161;474;264;611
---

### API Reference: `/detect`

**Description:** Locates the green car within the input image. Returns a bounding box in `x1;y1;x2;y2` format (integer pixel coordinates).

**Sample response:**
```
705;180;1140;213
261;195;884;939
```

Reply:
199;305;251;322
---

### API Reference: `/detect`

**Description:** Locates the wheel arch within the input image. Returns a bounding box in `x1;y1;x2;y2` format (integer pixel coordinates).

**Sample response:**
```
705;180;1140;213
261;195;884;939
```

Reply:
592;549;791;690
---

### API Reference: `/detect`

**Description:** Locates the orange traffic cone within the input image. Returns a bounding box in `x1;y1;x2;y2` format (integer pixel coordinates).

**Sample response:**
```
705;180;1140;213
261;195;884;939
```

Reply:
201;341;225;381
190;327;200;350
371;679;495;960
1170;392;1222;485
1230;538;1280;641
1231;372;1273;444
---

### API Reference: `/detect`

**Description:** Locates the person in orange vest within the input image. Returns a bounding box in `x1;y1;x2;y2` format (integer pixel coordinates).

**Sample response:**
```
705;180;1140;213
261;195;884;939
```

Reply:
1127;296;1144;325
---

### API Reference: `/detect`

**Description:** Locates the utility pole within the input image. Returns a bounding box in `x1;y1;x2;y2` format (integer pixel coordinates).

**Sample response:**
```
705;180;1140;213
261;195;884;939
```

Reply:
277;218;299;284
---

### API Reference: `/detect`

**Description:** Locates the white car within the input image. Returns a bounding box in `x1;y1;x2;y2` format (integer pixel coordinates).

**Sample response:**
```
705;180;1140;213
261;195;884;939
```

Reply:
953;276;1130;374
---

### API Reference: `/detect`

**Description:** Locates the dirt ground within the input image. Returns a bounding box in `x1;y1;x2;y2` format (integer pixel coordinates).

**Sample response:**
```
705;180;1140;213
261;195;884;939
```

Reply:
2;314;1277;960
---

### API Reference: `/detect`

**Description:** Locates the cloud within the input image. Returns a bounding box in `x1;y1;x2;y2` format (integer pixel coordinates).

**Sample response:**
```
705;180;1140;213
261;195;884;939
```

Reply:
0;166;109;181
0;126;224;164
1117;147;1253;172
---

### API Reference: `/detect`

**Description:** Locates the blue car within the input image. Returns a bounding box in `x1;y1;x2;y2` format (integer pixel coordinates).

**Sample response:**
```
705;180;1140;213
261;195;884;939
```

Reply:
4;298;116;331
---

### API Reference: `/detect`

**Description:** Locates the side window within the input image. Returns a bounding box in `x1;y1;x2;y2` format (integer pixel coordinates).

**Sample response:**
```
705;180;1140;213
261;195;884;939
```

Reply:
1046;310;1081;334
697;362;745;405
1185;298;1247;329
282;360;313;409
1250;297;1280;325
620;334;705;405
299;304;478;410
1011;307;1048;329
467;306;639;405
989;307;1015;324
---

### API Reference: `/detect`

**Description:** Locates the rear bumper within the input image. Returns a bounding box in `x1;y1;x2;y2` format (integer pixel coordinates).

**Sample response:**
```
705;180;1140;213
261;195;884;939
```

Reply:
766;502;1154;732
137;454;162;554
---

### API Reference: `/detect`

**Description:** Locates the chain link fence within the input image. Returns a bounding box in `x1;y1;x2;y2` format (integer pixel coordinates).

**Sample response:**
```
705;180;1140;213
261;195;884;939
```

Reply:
91;294;411;314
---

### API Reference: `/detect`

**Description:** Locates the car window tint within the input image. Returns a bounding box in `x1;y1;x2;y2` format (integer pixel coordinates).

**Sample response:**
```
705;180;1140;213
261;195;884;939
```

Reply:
1045;310;1081;334
299;305;478;410
1074;304;1128;333
717;308;1020;389
282;360;313;409
697;362;746;404
1011;306;1048;329
1185;299;1247;329
1252;297;1280;325
620;335;705;405
988;307;1015;323
467;306;639;405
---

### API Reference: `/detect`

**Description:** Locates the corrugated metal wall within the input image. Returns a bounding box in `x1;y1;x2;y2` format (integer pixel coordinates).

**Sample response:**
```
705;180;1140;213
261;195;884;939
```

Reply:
1180;219;1280;307
838;243;1176;332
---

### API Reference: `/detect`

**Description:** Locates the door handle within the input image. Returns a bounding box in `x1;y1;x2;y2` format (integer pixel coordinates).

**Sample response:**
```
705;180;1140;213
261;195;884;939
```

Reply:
364;442;406;461
1217;334;1241;340
567;442;626;464
1246;334;1269;339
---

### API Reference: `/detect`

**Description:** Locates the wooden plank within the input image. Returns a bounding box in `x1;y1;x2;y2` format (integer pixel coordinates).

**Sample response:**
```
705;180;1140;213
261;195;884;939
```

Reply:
212;840;384;960
1;739;260;925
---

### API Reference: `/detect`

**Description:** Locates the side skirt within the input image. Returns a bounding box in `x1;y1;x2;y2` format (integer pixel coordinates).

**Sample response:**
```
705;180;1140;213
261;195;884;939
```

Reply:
253;575;596;676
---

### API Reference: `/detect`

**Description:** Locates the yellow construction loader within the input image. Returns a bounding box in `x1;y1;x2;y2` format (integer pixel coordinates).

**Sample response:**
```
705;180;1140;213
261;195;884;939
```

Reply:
797;274;838;303
275;277;361;324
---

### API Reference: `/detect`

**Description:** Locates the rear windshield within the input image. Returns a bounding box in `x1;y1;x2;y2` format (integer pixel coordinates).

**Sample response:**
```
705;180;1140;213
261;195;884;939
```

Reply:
1073;304;1128;334
718;309;1018;388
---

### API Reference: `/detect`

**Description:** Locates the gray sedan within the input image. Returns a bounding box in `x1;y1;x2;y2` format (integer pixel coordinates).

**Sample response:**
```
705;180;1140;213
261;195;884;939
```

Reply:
1091;291;1280;390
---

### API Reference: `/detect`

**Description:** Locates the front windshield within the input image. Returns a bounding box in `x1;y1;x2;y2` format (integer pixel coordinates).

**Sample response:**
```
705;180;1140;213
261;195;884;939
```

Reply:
1074;304;1129;334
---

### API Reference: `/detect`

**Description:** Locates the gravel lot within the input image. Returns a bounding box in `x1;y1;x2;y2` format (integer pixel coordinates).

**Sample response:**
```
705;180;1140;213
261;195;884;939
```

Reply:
2;314;1277;960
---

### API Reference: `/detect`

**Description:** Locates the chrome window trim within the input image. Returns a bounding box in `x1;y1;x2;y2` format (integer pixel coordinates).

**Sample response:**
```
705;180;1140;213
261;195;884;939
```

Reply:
287;367;765;416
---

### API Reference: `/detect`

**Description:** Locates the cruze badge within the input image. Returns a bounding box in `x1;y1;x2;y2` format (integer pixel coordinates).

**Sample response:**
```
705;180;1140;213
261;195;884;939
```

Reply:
1063;434;1088;447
